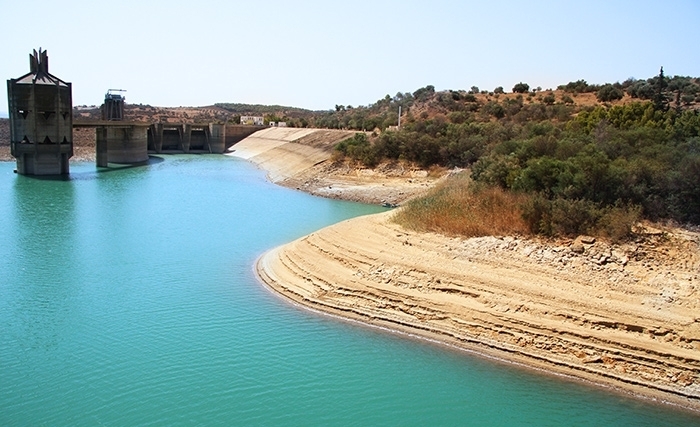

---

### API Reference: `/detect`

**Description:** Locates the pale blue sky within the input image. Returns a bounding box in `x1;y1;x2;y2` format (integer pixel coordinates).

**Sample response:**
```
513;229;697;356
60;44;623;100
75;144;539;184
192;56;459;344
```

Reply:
2;0;699;114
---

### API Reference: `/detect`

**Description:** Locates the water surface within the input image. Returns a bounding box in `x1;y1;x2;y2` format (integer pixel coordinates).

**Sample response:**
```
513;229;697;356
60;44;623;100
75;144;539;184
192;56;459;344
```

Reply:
0;156;698;426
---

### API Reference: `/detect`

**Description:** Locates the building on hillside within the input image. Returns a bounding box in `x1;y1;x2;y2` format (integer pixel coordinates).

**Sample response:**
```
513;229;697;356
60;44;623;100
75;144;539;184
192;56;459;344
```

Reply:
240;115;264;126
269;121;287;127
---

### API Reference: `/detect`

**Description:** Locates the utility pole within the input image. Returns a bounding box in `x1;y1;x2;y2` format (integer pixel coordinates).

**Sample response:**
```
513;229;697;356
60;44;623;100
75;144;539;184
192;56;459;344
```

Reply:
398;105;401;129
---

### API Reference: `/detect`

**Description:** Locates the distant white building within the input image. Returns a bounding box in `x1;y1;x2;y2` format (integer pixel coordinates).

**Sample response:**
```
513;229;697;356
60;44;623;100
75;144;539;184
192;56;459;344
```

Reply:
240;115;264;126
269;121;288;127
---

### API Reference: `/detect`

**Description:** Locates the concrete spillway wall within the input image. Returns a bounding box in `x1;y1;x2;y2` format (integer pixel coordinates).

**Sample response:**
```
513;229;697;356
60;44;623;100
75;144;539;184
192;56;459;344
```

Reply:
224;125;265;150
226;127;355;182
148;123;237;154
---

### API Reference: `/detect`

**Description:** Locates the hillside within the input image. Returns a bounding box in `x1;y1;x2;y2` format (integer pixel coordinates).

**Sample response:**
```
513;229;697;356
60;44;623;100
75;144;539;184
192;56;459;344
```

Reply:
328;75;700;234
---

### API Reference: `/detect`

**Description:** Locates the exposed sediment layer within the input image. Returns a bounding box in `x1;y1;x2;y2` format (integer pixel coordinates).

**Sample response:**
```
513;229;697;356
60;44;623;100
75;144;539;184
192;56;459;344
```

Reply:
257;210;700;409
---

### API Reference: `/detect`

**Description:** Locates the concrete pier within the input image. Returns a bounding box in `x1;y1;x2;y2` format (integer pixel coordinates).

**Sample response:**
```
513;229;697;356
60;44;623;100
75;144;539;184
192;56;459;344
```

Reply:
73;121;259;165
95;125;149;166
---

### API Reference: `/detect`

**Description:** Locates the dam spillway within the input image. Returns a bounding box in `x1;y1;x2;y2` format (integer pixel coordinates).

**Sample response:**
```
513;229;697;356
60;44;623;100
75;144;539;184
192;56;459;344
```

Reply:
147;123;227;154
71;120;263;167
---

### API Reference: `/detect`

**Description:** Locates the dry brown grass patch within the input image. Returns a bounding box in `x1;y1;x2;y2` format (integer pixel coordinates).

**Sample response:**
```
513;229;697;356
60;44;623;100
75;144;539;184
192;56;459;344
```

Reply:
394;173;530;237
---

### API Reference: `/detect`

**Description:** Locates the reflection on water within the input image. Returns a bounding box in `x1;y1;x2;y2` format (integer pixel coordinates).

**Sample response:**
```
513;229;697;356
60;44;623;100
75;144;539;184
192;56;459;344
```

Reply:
9;175;77;354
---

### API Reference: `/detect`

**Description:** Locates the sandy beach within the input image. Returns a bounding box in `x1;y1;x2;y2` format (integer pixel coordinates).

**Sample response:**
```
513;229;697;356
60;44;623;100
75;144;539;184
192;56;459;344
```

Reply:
234;127;700;411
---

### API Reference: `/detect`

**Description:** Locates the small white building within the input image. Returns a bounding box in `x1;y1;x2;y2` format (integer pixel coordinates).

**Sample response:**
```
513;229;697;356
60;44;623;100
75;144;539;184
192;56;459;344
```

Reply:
240;115;264;126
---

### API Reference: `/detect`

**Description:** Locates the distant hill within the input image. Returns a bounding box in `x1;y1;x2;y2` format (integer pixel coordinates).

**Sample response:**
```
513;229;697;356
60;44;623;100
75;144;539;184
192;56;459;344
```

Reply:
70;73;700;131
214;103;315;115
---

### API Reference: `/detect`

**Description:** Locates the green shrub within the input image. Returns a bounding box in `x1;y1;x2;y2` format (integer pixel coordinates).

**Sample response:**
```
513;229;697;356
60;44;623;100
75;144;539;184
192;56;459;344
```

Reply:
520;193;550;235
513;82;530;93
334;133;378;167
463;94;477;102
543;92;556;105
597;84;624;102
521;196;640;241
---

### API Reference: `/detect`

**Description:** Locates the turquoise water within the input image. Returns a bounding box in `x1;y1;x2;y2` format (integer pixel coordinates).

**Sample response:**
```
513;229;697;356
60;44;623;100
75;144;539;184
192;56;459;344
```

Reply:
0;156;698;426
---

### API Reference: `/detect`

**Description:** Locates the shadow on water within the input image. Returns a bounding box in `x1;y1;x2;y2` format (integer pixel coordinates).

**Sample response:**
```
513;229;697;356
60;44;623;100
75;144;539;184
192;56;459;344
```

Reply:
10;156;165;181
94;155;164;175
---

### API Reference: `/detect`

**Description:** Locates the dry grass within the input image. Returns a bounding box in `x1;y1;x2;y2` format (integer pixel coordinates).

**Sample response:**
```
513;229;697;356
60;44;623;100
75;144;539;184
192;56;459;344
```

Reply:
394;172;530;237
395;171;641;242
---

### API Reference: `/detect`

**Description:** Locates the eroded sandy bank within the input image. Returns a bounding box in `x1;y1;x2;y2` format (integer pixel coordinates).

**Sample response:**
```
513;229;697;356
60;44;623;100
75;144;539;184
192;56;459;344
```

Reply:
257;210;700;410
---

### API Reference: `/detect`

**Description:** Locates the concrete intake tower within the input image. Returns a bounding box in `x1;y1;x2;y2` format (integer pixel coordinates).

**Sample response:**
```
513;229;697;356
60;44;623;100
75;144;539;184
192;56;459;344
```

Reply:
7;49;73;175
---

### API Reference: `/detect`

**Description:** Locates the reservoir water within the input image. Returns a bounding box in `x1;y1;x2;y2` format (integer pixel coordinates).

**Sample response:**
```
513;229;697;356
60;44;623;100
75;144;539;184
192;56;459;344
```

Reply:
1;156;698;426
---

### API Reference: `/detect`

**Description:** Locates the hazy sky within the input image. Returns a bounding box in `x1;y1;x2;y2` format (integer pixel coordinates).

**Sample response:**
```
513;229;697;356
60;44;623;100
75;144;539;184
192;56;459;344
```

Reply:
2;0;699;114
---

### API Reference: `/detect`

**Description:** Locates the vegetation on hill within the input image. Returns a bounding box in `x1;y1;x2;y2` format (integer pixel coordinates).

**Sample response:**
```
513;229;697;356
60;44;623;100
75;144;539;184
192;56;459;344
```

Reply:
214;103;314;126
331;70;700;239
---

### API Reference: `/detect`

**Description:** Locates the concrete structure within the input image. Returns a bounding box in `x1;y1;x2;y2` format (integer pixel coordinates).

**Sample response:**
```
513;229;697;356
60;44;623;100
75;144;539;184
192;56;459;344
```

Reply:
7;49;73;175
95;124;150;166
102;89;126;121
147;123;226;153
145;123;263;154
224;124;265;149
6;49;268;170
69;121;262;165
93;89;149;166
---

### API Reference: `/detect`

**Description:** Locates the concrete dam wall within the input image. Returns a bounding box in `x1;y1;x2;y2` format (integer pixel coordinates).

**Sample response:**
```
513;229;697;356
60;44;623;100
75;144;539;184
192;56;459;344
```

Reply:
226;128;355;183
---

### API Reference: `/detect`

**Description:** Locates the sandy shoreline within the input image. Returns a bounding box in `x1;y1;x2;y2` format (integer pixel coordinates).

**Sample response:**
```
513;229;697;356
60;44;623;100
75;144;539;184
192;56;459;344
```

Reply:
256;210;700;411
228;127;700;411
